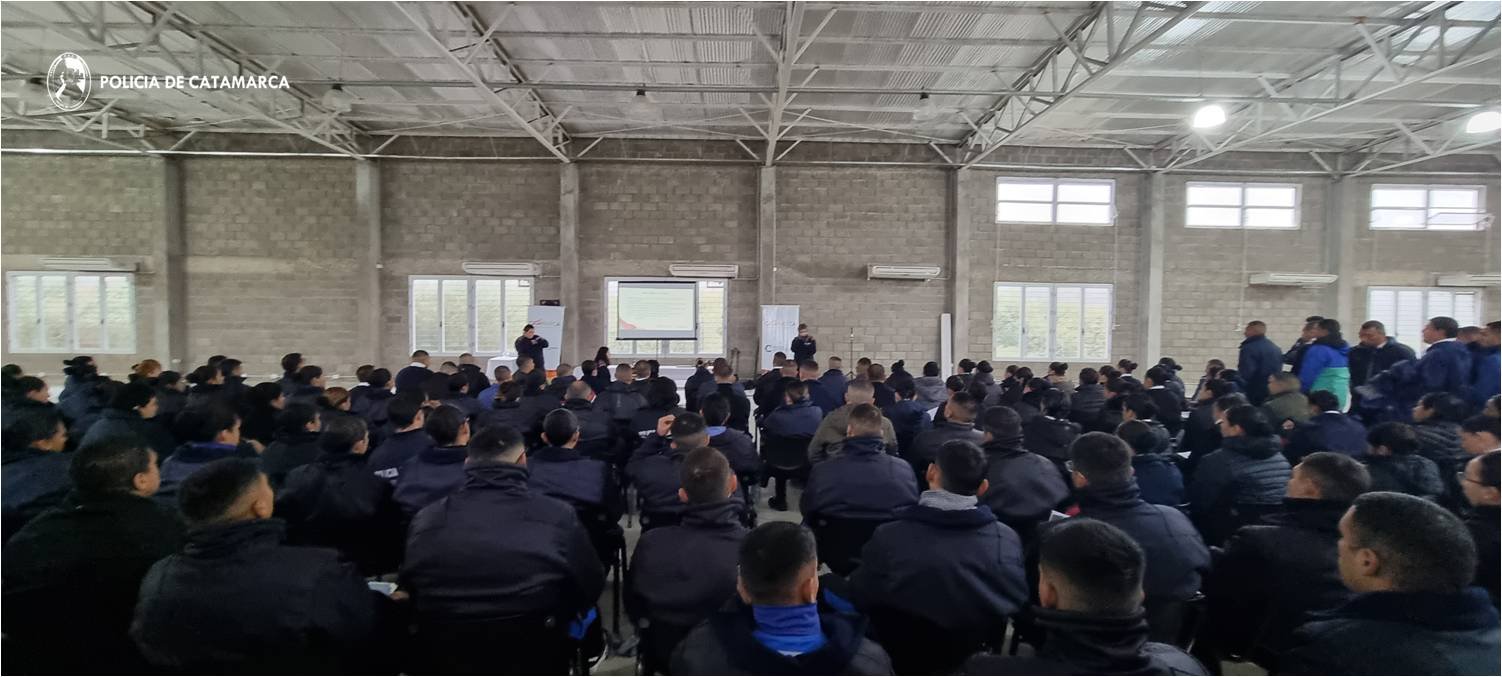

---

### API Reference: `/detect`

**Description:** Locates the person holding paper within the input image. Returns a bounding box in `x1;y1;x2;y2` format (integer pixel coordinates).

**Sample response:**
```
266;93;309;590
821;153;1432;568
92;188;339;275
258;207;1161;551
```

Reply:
515;324;549;371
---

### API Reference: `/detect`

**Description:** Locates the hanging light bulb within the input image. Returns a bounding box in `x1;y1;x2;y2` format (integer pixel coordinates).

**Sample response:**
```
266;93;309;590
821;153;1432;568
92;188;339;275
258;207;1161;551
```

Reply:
1464;110;1501;134
913;92;939;121
1191;103;1226;129
627;89;655;119
322;84;353;114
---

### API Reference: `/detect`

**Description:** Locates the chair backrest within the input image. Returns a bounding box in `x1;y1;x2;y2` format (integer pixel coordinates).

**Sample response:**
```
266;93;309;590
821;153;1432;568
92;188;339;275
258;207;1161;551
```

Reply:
635;618;697;676
411;612;575;675
867;606;1006;675
1143;593;1208;650
808;515;889;577
572;503;626;568
761;433;812;472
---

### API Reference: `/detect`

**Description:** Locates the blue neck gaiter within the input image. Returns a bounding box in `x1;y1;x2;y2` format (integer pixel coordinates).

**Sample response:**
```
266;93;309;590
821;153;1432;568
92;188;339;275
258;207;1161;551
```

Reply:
752;603;826;656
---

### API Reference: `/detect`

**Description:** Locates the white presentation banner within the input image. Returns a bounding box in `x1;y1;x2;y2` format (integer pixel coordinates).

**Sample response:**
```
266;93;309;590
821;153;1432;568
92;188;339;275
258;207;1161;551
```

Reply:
527;304;565;372
617;281;698;340
761;305;800;371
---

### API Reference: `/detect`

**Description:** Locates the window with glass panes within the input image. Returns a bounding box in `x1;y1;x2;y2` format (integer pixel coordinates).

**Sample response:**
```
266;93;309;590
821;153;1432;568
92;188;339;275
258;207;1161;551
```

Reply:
605;278;727;357
1185;182;1300;228
992;283;1112;361
996;178;1115;225
1366;287;1483;354
1370;184;1486;230
408;276;532;355
7;272;136;353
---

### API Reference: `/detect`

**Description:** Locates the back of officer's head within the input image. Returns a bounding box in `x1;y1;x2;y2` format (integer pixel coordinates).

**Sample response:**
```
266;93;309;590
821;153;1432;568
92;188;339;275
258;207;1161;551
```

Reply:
680;446;734;505
178;458;272;527
738;522;819;606
1038;518;1145;616
468;424;525;464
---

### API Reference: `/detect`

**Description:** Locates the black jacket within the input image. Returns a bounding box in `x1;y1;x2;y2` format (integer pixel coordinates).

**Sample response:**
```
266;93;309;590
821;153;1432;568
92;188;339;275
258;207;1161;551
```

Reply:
561;398;620;460
1179;404;1222;470
1414;420;1464;462
1284;412;1368;464
1;448;72;541
964;607;1206;675
710;427;761;476
684;366;714;413
979;440;1071;527
1238;334;1284;405
705;381;753;431
527;444;618;514
1280;588;1500;676
156;442;255;506
1205;499;1353;668
3;492;185;673
79;409;177;458
262;429;322;489
881;399;933;459
908;420;985;468
395;364;433;394
1187;436;1291;545
1024;415;1081;464
802;437;920;520
871;382;897;408
393;444;469;517
672;603;894;676
848;501;1027;628
1070;384;1107;426
1364;453;1445;501
131;519;384;673
367;427;432;482
1348;338;1416;396
276;451;403;576
1075;481;1209;602
1132;452;1186;507
1146;387;1184;435
1466;506;1500;607
804;378;843;416
401;462;605;620
626;500;746;627
474;400;542;442
515;335;549;370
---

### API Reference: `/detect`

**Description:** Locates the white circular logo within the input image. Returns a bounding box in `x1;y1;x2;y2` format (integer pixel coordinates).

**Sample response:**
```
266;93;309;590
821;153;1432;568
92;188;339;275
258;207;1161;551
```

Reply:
45;52;91;112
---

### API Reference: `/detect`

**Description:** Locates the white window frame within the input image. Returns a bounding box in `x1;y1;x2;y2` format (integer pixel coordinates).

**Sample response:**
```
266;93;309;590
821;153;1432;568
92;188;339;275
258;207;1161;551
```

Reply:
1365;286;1485;354
995;177;1116;226
407;275;532;357
6;271;137;354
1185;181;1302;229
991;282;1114;361
604;276;729;358
1369;184;1488;231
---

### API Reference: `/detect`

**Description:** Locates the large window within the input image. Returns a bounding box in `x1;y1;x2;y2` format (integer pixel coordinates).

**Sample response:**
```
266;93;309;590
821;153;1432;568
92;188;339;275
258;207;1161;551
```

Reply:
1366;287;1483;353
992;283;1112;361
1186;181;1300;229
409;276;532;356
1370;184;1486;230
7;272;135;353
606;278;726;357
996;178;1115;225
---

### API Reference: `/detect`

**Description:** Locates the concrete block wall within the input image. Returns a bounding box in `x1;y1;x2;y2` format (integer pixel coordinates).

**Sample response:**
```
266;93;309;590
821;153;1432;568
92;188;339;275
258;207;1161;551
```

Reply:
776;167;949;366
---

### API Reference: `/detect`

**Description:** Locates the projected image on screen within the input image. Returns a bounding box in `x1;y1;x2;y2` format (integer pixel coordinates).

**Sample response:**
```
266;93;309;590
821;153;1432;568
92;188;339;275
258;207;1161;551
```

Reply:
616;281;699;340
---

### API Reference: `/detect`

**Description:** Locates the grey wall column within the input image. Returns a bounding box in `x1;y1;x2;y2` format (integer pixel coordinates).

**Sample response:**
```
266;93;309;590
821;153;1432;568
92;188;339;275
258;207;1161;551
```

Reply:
155;158;188;369
1323;178;1358;326
947;168;971;365
560;164;581;364
1138;173;1166;362
756;167;776;375
355;161;383;367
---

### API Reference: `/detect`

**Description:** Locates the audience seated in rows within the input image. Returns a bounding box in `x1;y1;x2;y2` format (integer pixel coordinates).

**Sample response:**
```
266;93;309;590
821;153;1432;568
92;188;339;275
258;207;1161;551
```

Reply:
808;380;898;464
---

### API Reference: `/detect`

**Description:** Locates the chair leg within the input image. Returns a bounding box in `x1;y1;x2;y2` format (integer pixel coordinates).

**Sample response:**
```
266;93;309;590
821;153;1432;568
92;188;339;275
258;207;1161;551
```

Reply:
612;559;622;636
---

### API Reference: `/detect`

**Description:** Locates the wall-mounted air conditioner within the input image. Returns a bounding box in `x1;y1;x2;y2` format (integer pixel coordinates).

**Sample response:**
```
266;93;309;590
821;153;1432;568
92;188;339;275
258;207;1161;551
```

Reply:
462;261;540;276
669;263;739;278
1248;272;1338;288
1435;273;1500;287
40;257;138;272
868;265;941;280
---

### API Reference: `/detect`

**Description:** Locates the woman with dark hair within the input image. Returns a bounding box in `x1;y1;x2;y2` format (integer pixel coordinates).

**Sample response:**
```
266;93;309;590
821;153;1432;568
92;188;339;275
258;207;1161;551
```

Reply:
1046;362;1070;387
1155;357;1187;402
184;365;228;410
1000;367;1032;407
279;352;304;395
913;361;947;409
1071;368;1106;427
153;371;188;421
78;380;175;456
1187;404;1291;545
594;346;612;371
1192;359;1226;402
58;356;99;422
217;358;248;409
240;381;286;447
1363;422;1444;501
1023;388;1080;464
887;360;915;395
1116;359;1140;385
0;364;21;401
628;377;685;443
287;365;327;406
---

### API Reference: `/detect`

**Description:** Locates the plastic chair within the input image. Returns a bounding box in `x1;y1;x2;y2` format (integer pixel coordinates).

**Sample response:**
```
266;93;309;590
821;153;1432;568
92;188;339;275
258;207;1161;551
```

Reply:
867;606;1007;675
633;618;696;675
1144;593;1208;649
760;433;812;510
410;612;579;675
807;514;889;576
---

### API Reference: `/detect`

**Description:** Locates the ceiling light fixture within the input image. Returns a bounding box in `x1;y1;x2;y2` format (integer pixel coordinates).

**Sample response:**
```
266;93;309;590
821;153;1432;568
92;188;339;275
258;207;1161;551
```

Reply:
1191;103;1226;129
1464;110;1501;134
913;92;939;121
322;84;353;114
627;88;654;119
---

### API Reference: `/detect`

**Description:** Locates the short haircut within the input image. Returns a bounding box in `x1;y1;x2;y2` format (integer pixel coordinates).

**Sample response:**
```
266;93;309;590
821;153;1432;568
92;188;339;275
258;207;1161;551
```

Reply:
1419;392;1471;422
1462;415;1501;439
944;375;967;393
982;405;1022;437
680;446;732;504
1318;318;1342;335
1202;378;1234;399
1270;372;1301;389
1368;421;1420;455
175;404;238;443
893;381;916;399
554;362;573;376
566;380;594;400
1015;367;1034;382
319;415;369;453
356;364;374;383
368;368;392;388
1225;404;1274;437
632;361;652;379
645;377;680;410
798;359;819;374
1078;368;1099;385
447;372;469;394
468;424;523;463
1361;320;1386;333
957;359;976;373
410;350;429;359
295;365;322;384
1122;393;1157;421
847;403;884;437
523;323;536;332
1477;451;1500;488
1489;321;1501;333
70;436;153;498
1144;366;1170;386
1115;420;1158;456
178;458;263;525
1349;491;1477;593
828;356;843;365
3;407;63;448
281;353;303;373
543;408;579;445
670;413;709;448
739;522;818;604
923;361;940;377
783;380;809;403
497;380;523;402
109;380;155;411
1039;519;1145;616
1296;452;1371;504
14;375;45;395
1071;432;1133;485
494;365;512;380
1305;315;1325;324
845;379;875;401
1428;316;1460;338
1213;393;1249;414
947;391;979;421
275;402;319;437
936;440;988;495
700;393;731;426
713;362;734;378
517;355;534;368
387;392;425;428
423;405;468;446
1309;390;1341;413
797;323;807;330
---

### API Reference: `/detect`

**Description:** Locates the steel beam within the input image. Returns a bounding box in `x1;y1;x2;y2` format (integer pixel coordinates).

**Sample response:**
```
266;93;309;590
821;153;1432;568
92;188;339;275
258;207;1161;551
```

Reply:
449;2;572;148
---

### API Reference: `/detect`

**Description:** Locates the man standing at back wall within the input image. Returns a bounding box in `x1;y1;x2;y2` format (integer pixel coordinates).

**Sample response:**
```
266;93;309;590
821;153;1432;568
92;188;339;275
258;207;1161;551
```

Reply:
791;324;817;364
515;324;549;372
